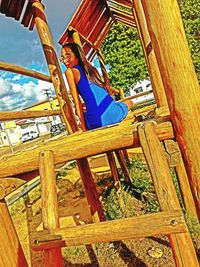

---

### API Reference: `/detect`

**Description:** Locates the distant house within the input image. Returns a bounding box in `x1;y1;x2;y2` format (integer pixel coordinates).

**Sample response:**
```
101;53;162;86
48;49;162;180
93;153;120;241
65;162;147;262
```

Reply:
0;121;21;147
0;98;62;147
18;97;62;136
129;79;154;103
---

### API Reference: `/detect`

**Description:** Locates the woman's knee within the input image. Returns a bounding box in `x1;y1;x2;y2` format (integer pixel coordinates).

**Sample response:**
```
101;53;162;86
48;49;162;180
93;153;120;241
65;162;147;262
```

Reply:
125;100;134;110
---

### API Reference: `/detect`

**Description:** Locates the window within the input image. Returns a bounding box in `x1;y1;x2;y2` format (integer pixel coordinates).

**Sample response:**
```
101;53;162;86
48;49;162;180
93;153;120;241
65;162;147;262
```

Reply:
134;87;143;94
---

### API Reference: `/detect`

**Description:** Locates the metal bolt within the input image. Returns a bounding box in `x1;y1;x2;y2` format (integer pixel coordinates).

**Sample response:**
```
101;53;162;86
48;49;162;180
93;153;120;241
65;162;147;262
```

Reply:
171;219;177;226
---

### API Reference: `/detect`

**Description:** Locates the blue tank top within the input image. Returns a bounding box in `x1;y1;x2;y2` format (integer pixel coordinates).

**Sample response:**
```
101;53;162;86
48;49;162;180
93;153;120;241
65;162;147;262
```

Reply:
74;64;128;130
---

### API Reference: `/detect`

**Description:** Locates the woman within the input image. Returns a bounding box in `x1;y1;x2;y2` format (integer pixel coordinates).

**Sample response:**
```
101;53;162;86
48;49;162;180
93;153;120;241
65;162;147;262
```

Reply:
61;42;133;130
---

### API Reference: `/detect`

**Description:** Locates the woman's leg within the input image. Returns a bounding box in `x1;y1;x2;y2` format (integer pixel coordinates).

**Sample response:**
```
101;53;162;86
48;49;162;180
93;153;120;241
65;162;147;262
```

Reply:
124;99;134;110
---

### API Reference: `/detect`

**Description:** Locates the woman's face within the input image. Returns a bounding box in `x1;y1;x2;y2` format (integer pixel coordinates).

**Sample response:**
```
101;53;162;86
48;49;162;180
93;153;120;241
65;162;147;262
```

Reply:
61;47;79;68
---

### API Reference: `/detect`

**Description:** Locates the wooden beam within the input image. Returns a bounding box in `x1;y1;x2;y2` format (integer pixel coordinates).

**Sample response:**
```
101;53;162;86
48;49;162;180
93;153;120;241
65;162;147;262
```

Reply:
142;0;200;218
0;110;61;121
0;199;28;266
39;151;63;267
115;150;131;183
175;153;199;220
138;122;199;267
132;1;168;107
0;61;52;82
70;31;105;222
32;210;186;249
107;152;120;189
120;90;153;102
32;0;77;134
0;121;173;178
107;0;132;9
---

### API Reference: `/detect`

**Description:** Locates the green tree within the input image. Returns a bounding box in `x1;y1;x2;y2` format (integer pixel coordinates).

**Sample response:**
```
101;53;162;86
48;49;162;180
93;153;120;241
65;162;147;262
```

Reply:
101;23;148;94
178;0;200;80
101;0;200;93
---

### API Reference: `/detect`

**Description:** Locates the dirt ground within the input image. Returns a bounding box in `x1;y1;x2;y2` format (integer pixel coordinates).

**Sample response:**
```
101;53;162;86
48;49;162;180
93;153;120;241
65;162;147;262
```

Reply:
8;159;177;267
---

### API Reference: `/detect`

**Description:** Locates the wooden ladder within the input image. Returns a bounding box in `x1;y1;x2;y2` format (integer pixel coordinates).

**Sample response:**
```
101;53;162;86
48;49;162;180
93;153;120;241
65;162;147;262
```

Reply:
31;121;198;267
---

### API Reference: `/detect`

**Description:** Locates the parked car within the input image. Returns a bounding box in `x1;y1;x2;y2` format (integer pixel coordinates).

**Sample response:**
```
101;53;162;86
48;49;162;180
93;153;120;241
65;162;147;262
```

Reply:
21;131;39;142
50;123;66;137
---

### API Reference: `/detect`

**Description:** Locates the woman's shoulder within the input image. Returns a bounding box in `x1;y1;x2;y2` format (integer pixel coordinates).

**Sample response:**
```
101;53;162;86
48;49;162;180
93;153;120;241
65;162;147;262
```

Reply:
65;67;81;84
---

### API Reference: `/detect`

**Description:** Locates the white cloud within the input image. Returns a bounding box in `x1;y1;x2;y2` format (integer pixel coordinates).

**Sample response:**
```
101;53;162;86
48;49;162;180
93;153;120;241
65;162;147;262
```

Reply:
0;77;12;97
0;74;55;111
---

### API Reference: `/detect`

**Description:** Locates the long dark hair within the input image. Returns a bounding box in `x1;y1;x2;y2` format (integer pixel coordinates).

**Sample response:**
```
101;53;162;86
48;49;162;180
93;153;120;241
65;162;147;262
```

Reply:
62;42;105;88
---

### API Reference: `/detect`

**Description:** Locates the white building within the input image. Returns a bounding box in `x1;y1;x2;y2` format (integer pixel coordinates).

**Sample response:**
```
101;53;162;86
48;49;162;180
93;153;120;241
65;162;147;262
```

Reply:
129;79;154;103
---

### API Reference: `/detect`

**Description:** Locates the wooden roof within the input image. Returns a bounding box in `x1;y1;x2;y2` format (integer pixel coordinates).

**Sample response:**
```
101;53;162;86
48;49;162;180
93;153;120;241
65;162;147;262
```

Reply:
59;0;135;56
0;0;42;30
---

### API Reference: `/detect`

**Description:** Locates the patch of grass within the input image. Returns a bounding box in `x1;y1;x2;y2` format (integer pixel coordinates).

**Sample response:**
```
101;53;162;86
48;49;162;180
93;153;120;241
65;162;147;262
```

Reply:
185;212;200;258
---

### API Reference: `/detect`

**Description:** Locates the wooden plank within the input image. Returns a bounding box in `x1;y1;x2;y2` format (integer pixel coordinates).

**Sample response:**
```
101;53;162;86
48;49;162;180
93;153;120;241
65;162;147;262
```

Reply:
59;0;91;45
21;2;33;28
121;90;153;102
138;122;199;267
0;61;52;82
142;0;200;219
39;151;63;267
83;3;105;38
95;18;114;48
107;0;132;8
32;210;186;249
0;109;61;121
115;17;136;28
0;0;11;14
70;0;91;29
0;199;28;266
7;0;18;18
15;0;25;20
0;121;174;178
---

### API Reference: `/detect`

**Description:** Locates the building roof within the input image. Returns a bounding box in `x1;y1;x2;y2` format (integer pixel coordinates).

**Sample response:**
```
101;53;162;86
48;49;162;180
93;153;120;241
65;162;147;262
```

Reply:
0;0;42;30
59;0;135;57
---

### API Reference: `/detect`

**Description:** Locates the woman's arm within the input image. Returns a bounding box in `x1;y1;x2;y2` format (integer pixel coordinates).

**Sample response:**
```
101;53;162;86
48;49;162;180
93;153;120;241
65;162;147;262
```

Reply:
65;68;87;130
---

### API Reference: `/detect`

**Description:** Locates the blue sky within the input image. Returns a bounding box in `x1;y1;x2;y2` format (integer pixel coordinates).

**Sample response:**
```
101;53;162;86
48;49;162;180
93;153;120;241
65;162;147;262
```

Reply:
0;0;81;111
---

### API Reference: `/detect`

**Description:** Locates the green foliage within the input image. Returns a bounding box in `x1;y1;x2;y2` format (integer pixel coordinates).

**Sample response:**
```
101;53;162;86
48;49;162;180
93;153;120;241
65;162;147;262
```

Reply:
103;187;123;220
101;23;148;94
178;0;200;80
101;0;200;92
127;158;159;213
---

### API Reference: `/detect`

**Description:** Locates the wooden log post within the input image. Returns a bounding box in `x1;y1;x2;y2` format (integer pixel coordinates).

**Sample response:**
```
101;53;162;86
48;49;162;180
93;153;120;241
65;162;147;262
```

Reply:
141;0;200;218
39;150;63;267
132;1;168;107
107;152;120;190
77;158;105;222
162;139;198;220
175;154;199;220
138;122;198;267
0;199;28;267
32;1;105;223
70;31;105;223
115;150;131;183
31;0;77;134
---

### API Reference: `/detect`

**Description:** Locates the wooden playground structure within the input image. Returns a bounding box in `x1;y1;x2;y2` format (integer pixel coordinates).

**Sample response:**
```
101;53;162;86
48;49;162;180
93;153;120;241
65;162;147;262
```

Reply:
0;0;199;266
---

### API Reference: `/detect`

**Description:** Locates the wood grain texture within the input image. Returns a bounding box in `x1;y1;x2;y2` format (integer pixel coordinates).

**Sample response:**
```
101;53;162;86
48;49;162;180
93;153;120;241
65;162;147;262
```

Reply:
0;121;174;178
32;210;186;249
142;0;200;218
39;150;63;267
138;122;198;267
